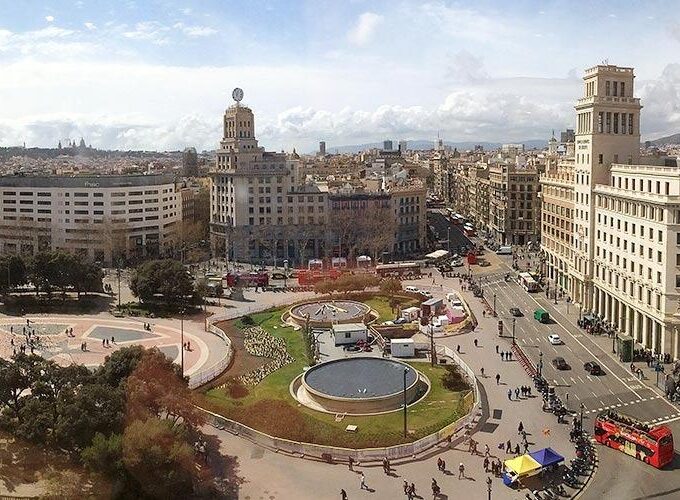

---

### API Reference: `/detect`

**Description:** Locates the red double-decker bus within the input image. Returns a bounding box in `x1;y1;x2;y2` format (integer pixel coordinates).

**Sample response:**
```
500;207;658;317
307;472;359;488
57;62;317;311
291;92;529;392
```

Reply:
594;410;674;468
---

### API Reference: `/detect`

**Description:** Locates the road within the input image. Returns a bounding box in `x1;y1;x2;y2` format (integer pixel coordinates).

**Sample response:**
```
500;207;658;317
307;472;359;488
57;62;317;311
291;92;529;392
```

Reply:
427;210;474;254
478;257;680;499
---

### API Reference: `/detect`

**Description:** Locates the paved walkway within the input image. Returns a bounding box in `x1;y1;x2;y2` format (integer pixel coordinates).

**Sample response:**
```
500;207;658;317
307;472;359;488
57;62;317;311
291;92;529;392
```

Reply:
203;272;579;500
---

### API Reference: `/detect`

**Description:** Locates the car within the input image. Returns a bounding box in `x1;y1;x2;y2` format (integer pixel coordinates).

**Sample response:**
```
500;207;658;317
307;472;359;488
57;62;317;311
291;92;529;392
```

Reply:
510;307;522;317
548;334;563;345
394;317;408;324
584;362;602;375
405;286;420;293
270;272;287;280
451;259;464;267
551;357;569;370
419;290;433;298
478;260;491;267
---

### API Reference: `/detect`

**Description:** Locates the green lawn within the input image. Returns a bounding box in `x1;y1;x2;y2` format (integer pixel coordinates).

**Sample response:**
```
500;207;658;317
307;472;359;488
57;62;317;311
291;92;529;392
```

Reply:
198;297;470;448
364;295;419;322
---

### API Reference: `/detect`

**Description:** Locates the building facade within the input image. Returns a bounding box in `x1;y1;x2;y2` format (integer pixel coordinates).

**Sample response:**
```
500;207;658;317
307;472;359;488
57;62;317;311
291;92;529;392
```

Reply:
0;174;180;264
541;63;680;359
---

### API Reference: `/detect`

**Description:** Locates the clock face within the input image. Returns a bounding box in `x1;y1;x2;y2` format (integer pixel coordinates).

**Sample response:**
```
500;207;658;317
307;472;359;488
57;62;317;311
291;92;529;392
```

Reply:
232;88;244;102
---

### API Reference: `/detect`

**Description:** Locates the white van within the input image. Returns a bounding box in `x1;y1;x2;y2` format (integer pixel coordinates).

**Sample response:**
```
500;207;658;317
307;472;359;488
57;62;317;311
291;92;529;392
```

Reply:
405;286;420;293
496;246;512;255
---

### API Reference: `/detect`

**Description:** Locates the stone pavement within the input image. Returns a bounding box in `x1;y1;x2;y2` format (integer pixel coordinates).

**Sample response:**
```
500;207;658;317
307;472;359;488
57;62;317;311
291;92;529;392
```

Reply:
203;272;580;500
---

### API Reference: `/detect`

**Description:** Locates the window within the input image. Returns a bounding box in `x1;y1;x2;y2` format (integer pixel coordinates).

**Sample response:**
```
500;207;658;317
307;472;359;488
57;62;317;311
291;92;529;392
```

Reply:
606;80;611;96
74;192;88;197
621;82;626;97
606;112;611;133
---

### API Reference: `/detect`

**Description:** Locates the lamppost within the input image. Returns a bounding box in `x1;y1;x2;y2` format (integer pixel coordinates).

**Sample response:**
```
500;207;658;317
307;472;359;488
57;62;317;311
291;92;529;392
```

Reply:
429;316;437;367
539;351;543;377
403;367;409;437
579;402;585;432
579;305;582;321
180;308;185;377
493;293;496;316
554;289;558;305
447;226;451;253
612;331;616;354
486;476;492;500
512;318;516;346
116;259;122;308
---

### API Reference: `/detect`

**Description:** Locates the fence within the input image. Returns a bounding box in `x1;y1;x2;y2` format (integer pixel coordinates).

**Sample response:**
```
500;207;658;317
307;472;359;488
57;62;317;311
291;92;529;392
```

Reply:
197;342;480;462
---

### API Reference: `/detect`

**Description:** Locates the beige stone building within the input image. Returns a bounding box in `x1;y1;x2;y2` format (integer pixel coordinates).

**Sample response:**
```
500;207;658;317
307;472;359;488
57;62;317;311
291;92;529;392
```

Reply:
488;163;541;245
541;63;680;358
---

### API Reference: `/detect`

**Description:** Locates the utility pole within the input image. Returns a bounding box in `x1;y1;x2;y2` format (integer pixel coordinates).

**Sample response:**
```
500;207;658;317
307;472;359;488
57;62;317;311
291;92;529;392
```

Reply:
512;318;516;345
493;293;496;316
403;368;408;437
180;308;185;377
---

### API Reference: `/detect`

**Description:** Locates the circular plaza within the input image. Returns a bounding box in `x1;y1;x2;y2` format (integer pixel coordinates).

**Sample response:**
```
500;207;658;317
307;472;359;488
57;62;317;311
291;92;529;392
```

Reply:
293;357;430;415
288;300;373;328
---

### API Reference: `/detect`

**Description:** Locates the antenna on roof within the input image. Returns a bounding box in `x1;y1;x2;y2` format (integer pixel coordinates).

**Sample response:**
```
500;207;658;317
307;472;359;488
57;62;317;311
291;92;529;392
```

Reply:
602;58;609;65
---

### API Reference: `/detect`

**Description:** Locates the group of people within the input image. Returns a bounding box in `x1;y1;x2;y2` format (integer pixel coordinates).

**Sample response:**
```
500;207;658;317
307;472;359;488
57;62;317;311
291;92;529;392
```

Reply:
101;336;116;348
506;385;531;400
9;322;44;356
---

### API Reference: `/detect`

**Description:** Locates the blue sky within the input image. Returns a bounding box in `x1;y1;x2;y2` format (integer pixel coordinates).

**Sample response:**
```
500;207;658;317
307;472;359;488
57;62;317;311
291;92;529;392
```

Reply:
1;0;680;151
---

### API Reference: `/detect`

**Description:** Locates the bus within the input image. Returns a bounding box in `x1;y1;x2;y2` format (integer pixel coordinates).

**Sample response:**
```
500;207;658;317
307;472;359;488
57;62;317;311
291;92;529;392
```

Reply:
375;262;421;278
594;410;674;469
517;272;540;292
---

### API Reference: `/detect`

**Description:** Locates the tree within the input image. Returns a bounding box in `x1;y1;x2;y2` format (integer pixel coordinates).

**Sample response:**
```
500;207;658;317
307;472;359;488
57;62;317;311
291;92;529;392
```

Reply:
380;278;402;296
122;418;195;499
129;259;195;306
82;432;124;477
0;254;27;294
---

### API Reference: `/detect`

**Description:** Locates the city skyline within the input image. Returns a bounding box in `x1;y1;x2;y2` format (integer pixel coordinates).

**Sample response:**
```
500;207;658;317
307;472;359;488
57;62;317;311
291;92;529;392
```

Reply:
2;0;680;152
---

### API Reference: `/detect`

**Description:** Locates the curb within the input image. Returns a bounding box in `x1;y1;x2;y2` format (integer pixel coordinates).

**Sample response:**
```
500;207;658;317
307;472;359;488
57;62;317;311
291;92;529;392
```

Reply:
570;437;599;500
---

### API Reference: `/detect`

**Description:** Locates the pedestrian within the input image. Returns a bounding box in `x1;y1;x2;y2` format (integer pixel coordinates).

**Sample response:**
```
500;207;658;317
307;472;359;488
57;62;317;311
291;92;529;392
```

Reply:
409;483;416;498
495;345;499;353
518;421;524;434
383;457;389;474
474;338;478;347
515;387;520;399
456;344;460;353
359;472;367;490
484;457;489;472
341;488;348;500
524;441;529;453
480;367;485;377
507;389;512;400
485;443;490;457
500;351;505;361
514;443;520;456
102;338;106;347
508;351;512;361
440;459;446;472
437;457;443;471
458;462;465;479
495;373;500;385
403;480;409;496
506;440;511;453
348;456;354;471
483;310;486;318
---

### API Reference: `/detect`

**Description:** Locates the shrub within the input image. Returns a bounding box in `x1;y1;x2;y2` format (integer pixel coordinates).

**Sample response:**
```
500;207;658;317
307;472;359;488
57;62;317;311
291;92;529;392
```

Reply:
241;315;255;326
441;366;470;392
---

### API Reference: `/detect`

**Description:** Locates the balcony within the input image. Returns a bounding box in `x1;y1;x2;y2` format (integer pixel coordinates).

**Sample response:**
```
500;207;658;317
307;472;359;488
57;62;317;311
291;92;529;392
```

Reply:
576;95;640;107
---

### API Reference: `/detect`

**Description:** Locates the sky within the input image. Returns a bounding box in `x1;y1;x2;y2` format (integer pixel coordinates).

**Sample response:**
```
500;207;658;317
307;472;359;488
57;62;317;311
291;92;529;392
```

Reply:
1;0;680;152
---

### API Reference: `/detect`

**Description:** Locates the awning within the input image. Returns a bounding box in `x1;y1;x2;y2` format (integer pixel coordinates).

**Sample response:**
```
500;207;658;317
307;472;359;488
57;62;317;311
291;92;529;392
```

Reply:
425;250;449;259
529;448;564;468
504;455;541;475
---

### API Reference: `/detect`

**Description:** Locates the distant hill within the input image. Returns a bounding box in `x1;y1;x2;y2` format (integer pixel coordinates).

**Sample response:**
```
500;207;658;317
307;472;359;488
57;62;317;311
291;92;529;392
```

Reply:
648;133;680;146
323;139;547;154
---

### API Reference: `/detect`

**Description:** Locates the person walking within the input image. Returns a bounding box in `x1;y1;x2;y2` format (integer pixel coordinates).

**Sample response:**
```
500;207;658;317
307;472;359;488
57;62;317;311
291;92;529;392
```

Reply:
501;351;505;361
437;457;443;471
495;345;499;353
507;389;512;400
483;456;490;472
458;462;465;479
474;338;478;347
480;367;485;377
515;387;520;399
514;443;520;456
506;440;511;453
495;373;500;385
348;456;354;471
409;483;416;498
518;421;524;435
524;441;530;453
456;344;460;353
359;472;367;490
341;489;348;500
484;443;490;457
403;480;409;496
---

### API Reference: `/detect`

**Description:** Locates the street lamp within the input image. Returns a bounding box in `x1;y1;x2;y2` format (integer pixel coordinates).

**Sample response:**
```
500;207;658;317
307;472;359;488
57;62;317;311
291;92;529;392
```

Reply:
180;308;185;378
612;331;616;354
429;316;437;367
493;293;496;316
116;259;122;308
486;476;492;500
403;367;409;437
447;226;451;253
579;402;585;433
512;318;516;346
539;351;543;377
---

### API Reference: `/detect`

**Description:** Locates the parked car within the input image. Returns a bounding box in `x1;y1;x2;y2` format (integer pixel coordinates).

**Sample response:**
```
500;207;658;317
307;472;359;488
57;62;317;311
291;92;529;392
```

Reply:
478;260;491;267
551;357;570;370
394;317;408;324
419;290;433;298
405;286;420;293
548;334;563;345
584;362;602;375
510;307;522;317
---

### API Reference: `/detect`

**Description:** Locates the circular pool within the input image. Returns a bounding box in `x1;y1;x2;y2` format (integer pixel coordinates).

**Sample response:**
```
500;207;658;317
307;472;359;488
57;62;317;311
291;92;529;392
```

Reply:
295;357;428;415
288;300;371;328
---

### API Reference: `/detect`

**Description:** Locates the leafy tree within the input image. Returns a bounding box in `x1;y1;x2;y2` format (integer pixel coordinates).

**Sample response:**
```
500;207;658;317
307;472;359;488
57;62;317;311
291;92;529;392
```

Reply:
27;251;103;298
82;432;124;477
380;278;402;296
122;417;195;499
129;259;195;306
96;345;147;387
0;254;27;294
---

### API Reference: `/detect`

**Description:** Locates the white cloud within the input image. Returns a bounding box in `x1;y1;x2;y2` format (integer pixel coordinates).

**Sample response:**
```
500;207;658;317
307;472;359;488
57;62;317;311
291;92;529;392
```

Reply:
347;12;383;46
173;23;217;37
45;15;55;23
123;21;170;45
84;22;96;30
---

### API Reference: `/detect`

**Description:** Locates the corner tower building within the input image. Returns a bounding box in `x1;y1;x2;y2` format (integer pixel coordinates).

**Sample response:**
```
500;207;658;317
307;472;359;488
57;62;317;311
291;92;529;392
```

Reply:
571;65;641;308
